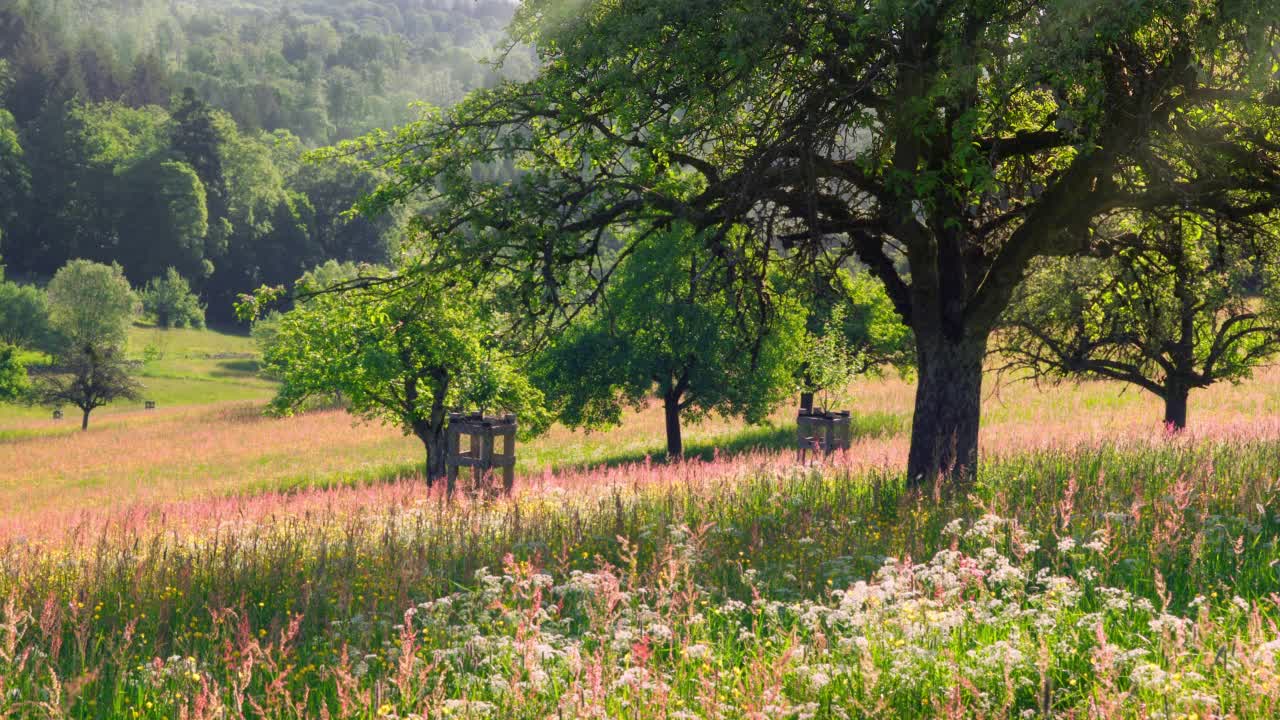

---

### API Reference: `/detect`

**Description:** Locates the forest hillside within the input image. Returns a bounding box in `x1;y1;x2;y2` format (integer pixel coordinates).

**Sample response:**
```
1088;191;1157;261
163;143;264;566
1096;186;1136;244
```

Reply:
0;0;521;319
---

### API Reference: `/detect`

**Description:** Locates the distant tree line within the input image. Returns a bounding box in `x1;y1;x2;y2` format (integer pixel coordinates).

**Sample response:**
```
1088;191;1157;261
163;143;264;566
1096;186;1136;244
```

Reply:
0;0;524;144
0;0;522;322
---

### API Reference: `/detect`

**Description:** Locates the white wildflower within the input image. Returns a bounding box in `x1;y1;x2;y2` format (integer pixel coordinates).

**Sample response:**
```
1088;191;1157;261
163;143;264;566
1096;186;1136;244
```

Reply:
647;623;674;642
684;644;711;660
1083;532;1108;553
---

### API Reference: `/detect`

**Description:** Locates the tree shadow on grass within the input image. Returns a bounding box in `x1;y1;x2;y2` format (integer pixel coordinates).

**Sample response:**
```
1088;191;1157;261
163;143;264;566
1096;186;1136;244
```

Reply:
544;410;909;473
226;410;909;498
208;359;261;377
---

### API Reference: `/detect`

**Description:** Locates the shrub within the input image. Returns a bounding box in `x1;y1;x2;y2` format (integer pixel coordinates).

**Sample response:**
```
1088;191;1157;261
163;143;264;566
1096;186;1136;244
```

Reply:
0;275;52;351
140;267;206;329
0;342;27;401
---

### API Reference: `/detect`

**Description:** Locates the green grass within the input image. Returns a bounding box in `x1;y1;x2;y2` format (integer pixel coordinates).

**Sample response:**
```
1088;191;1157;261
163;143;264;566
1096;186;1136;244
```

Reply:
128;323;273;404
519;410;906;471
0;323;274;429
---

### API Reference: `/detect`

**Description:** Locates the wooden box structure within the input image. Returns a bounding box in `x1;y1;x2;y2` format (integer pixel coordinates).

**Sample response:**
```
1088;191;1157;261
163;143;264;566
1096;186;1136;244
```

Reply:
446;412;517;495
797;409;852;462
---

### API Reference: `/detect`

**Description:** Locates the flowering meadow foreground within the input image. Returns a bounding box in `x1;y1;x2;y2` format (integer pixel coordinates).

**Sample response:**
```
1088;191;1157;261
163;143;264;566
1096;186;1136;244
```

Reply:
2;421;1280;719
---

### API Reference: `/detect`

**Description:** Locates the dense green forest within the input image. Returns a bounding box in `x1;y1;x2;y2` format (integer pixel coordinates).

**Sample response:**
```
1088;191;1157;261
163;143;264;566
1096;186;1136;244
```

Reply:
0;0;521;321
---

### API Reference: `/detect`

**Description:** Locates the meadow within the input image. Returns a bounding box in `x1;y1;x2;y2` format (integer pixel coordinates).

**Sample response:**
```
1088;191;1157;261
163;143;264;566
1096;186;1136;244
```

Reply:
5;323;1279;538
2;327;1280;718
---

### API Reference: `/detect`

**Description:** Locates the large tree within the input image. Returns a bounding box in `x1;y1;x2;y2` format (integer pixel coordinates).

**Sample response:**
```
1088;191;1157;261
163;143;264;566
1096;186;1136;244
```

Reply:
999;211;1280;429
171;88;229;228
348;0;1280;485
535;224;805;459
32;343;141;430
115;157;210;281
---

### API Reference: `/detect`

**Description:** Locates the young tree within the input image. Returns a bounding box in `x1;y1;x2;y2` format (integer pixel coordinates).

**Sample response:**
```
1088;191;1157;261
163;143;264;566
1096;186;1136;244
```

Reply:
32;344;142;430
999;213;1280;429
535;225;805;459
349;0;1280;486
140;268;206;329
259;270;548;486
787;269;914;411
46;259;138;350
803;304;865;415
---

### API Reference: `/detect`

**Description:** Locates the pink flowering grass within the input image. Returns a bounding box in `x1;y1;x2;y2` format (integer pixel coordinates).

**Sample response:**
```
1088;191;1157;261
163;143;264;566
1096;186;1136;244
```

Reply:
3;360;1279;540
6;408;1280;548
2;434;1280;717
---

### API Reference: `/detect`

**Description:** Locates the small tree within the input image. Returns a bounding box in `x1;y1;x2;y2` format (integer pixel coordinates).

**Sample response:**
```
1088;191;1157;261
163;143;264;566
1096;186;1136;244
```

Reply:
0;274;52;351
46;260;139;351
803;305;863;414
790;269;914;412
32;344;142;430
999;213;1280;429
0;343;28;402
259;272;548;485
536;225;805;459
140;268;206;329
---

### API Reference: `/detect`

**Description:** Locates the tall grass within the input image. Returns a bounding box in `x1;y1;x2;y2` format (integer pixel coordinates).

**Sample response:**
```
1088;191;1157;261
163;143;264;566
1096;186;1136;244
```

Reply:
2;430;1279;718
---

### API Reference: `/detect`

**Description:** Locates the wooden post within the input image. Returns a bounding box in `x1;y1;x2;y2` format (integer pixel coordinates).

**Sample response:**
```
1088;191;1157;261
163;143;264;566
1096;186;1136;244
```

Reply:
501;423;515;493
446;423;460;496
836;411;852;450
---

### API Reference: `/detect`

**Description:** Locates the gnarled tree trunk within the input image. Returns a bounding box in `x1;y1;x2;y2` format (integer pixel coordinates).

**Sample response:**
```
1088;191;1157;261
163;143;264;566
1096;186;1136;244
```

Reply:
421;427;447;485
663;392;683;460
406;366;450;488
1163;383;1189;430
905;331;988;488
